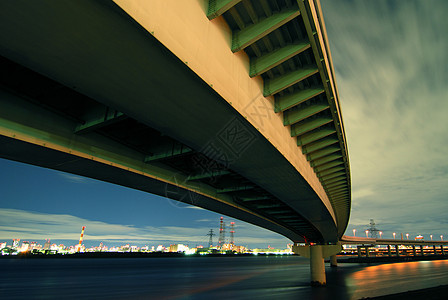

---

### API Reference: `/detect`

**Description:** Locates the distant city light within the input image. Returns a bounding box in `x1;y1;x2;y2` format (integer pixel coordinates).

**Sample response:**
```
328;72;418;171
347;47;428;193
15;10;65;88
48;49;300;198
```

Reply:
406;233;409;240
353;229;356;237
393;232;396;239
365;230;369;238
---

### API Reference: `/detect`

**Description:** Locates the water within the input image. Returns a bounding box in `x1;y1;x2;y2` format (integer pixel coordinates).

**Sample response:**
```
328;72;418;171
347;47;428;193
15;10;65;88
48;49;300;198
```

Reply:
1;256;448;299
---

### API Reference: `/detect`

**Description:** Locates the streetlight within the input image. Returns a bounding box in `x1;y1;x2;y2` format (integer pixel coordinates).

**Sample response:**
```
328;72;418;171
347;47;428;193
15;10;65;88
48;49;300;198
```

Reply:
365;230;369;238
430;235;433;241
379;231;383;239
406;233;409;240
441;235;444;241
353;229;356;237
393;232;396;239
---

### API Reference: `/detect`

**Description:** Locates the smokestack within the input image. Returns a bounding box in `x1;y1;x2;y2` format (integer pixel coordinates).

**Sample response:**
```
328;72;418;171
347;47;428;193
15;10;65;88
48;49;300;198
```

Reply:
77;226;85;252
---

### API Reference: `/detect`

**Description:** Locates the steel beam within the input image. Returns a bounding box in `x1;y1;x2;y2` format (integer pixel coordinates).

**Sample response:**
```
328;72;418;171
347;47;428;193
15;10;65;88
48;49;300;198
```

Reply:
275;86;324;112
188;170;231;181
217;185;255;193
265;67;318;97
307;146;342;162
302;136;338;154
144;145;192;162
207;0;243;20
310;152;341;166
75;107;126;134
314;160;343;173
291;116;333;137
232;7;300;52
324;179;346;189
297;128;336;146
251;41;311;78
324;176;346;186
255;204;283;209
318;166;345;178
267;210;291;215
320;171;346;181
239;196;271;202
284;103;328;126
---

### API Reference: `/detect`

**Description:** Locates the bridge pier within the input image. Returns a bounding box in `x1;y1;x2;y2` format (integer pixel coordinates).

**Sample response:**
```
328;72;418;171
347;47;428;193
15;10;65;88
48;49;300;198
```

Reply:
387;245;391;257
330;255;338;267
395;245;400;256
412;245;416;256
293;243;342;286
310;246;326;286
442;245;445;255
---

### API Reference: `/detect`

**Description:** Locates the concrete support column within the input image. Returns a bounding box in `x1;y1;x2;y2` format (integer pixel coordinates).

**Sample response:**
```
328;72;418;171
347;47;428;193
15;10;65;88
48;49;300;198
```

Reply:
412;245;416;256
420;245;424;256
357;246;362;257
310;245;326;286
330;255;337;268
395;245;400;257
387;245;391;257
433;245;436;255
442;245;445;255
365;246;370;257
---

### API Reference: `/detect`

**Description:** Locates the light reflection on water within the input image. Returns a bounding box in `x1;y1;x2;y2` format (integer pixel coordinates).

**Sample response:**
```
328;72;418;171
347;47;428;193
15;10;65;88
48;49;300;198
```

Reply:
348;259;448;299
1;256;448;299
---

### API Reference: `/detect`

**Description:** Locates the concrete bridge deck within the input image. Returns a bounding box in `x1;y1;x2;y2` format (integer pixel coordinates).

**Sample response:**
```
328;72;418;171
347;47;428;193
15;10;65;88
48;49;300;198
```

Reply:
1;0;350;285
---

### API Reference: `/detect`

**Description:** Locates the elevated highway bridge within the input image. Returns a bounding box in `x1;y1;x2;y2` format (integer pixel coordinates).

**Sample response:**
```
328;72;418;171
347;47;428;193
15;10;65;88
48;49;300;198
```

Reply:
0;0;350;285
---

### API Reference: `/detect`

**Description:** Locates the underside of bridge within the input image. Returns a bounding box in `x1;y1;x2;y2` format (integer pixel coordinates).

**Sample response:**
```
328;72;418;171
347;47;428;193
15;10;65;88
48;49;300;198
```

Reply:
0;0;350;245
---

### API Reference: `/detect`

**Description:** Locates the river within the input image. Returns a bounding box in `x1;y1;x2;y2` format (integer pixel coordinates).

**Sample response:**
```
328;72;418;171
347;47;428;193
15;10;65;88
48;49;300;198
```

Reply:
1;256;448;299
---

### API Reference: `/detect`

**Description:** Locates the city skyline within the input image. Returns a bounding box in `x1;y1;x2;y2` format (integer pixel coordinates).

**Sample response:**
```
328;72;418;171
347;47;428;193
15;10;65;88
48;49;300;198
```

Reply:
1;1;448;248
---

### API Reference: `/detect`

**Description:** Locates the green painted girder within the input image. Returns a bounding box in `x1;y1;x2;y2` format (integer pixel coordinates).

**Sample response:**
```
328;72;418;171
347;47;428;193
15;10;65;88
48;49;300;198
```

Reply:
297;128;336;146
318;166;345;178
327;185;347;194
302;136;338;154
308;147;340;163
274;86;324;112
232;7;300;52
267;210;291;215
290;116;333;137
314;160;344;173
239;196;271;202
188;170;231;181
207;0;243;20
144;145;192;162
255;203;283;209
332;196;349;202
332;198;349;204
329;191;349;199
276;215;298;219
320;171;345;181
251;41;311;78
324;179;346;189
264;67;318;97
324;176;347;185
331;191;349;198
283;103;328;126
217;185;255;193
75;109;126;134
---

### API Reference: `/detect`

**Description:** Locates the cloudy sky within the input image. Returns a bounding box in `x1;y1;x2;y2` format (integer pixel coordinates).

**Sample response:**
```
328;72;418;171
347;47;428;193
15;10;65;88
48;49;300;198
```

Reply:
321;0;448;239
1;1;447;248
